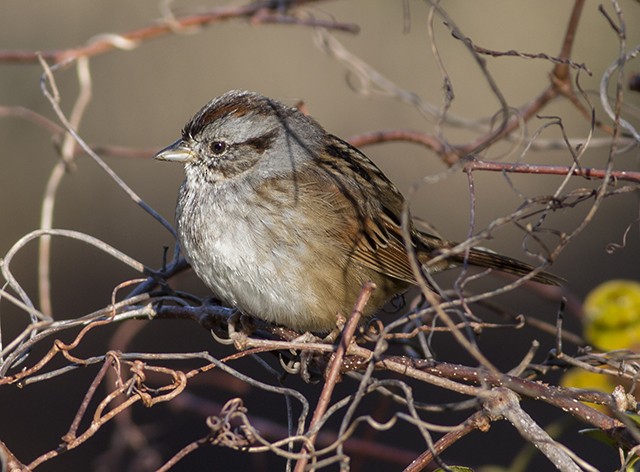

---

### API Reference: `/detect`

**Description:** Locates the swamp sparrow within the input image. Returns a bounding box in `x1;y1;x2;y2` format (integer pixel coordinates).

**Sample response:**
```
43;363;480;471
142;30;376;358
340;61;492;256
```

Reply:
155;90;561;332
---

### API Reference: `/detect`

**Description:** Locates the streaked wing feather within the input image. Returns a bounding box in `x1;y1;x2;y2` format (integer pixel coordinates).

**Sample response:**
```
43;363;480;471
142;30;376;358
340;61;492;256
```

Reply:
316;136;422;283
352;214;417;283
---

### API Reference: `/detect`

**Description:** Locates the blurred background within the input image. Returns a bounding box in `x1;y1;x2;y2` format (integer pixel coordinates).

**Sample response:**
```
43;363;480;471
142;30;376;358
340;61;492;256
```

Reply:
1;1;639;470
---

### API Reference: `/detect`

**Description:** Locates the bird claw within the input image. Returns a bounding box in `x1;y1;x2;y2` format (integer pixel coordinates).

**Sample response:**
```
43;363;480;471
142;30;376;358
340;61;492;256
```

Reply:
209;309;242;345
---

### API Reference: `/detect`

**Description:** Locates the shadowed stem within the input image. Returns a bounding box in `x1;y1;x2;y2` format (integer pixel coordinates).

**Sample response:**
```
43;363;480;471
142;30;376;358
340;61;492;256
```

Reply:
294;282;375;472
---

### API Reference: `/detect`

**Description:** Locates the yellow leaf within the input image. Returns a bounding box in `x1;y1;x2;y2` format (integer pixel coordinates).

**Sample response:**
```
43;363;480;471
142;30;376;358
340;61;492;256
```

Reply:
584;280;640;351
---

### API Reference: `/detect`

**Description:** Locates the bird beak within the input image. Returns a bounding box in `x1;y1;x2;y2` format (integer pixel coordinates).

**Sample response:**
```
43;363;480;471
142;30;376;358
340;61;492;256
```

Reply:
153;139;195;163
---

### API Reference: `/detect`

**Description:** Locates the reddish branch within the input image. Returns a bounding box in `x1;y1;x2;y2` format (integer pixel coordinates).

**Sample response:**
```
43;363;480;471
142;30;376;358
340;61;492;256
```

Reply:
465;159;640;183
294;282;375;472
351;131;640;184
458;0;593;156
388;359;624;432
349;129;447;155
0;440;26;470
405;411;489;472
0;1;358;65
348;0;615;168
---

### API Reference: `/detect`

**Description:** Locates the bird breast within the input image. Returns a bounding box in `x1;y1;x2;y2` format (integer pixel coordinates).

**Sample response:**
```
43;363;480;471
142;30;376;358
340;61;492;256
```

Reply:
176;174;362;331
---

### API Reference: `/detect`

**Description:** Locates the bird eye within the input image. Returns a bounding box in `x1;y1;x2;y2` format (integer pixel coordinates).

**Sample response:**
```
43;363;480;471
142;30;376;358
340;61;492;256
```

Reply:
210;141;227;156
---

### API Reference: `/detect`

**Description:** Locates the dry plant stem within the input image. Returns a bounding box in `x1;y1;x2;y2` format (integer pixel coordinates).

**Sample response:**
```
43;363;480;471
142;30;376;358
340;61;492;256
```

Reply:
348;133;636;184
316;418;420;467
483;388;582;471
509;341;540;377
9;353;181;468
63;354;115;443
601;49;640;142
465;159;640;183
430;1;514;159
342;0;606;166
0;440;26;470
404;411;489;472
0;106;161;159
556;0;586;79
27;363;186;469
208;316;497;397
455;168;479;305
1;1;638;469
552;350;640;384
458;0;589;156
0;105;62;133
39;58;92;318
351;348;480;398
348;129;445;155
105;319;152;443
294;282;374;472
0;289;48;330
400;191;499;372
332;2;619;164
157;439;204;472
388;317;525;339
419;362;623;432
529;0;629;285
0;304;632;466
414;186;639;306
153;356;315;468
525;314;583;347
37;56;177;239
2;228;146;310
315;29;470;135
38;161;65;318
170;391;420;467
0;318;114;386
211;334;481;396
427;2;454;144
0;1;357;64
0;293;153;377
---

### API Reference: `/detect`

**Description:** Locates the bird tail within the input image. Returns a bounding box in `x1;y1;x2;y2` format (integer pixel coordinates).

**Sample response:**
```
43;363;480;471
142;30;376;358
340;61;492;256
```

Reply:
415;232;563;286
461;247;563;286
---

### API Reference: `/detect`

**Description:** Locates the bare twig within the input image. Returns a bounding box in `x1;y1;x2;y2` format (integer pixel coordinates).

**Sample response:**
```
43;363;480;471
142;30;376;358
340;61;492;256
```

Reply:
483;388;583;471
294;282;375;472
0;1;358;65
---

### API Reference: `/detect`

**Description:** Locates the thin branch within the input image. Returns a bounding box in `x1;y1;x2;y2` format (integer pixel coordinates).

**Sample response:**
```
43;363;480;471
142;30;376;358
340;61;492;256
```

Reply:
483;388;583;471
0;1;358;65
465;158;640;183
294;282;375;472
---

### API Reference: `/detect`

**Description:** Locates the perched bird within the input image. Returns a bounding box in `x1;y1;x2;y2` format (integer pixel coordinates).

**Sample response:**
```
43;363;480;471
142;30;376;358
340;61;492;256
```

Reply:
155;90;561;332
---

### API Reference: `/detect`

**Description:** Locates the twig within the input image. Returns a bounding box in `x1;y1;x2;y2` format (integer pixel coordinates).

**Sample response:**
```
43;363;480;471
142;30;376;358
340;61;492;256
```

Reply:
63;354;115;444
38;57;93;317
483;388;583;471
37;56;177;239
464;158;640;183
0;1;358;65
294;282;375;472
0;440;26;471
404;411;489;472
